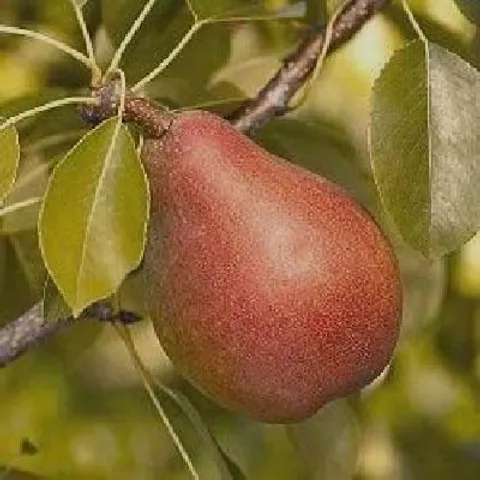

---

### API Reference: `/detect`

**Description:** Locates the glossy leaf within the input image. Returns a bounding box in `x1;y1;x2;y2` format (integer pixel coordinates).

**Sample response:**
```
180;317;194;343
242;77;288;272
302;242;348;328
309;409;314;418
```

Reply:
0;125;20;203
39;119;149;316
370;40;480;258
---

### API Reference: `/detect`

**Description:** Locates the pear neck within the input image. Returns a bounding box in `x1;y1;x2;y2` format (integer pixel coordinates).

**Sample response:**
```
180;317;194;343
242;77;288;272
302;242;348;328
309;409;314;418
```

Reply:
79;81;174;139
123;95;174;139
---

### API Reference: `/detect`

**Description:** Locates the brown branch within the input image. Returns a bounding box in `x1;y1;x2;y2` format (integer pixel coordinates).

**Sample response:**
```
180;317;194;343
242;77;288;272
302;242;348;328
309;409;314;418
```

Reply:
229;0;390;133
0;301;140;368
0;304;73;367
0;0;390;368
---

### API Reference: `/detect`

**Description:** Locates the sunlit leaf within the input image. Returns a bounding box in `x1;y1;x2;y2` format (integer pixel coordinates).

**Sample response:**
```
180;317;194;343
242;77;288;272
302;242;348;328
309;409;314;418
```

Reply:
370;40;480;258
0;125;20;203
39;118;150;316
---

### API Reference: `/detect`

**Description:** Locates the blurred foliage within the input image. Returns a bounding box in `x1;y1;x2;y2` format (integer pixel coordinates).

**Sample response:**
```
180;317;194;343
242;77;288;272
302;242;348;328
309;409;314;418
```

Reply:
0;0;479;479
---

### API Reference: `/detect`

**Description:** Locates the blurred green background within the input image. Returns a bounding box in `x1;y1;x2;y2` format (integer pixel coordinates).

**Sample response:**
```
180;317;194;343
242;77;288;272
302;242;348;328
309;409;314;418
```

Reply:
0;0;479;478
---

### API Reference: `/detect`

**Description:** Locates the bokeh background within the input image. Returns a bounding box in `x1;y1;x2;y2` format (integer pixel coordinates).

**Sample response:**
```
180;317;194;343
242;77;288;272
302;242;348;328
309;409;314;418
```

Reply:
0;0;479;478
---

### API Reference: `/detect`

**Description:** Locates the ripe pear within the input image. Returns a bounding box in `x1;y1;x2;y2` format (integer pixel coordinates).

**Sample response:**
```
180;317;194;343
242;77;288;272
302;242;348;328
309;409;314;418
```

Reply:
142;110;402;423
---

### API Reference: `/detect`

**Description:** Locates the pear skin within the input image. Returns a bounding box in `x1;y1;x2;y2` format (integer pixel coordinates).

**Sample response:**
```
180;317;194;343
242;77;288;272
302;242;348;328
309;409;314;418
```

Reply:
143;110;402;423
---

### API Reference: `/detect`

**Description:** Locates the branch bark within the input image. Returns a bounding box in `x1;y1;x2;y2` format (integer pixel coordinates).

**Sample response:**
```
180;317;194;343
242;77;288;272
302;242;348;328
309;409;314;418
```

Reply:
230;0;390;133
0;0;390;368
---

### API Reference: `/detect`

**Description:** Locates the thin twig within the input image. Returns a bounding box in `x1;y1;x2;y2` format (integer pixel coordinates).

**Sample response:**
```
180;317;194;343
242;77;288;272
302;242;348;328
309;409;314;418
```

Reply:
0;0;390;368
69;0;101;83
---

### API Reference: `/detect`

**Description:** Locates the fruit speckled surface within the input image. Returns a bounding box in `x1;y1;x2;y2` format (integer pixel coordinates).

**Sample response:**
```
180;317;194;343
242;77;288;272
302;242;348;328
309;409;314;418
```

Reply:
143;110;402;423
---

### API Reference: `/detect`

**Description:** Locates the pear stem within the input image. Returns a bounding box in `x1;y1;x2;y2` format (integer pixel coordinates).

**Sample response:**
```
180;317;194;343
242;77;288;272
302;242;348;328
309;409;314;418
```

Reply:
123;96;174;138
78;81;174;138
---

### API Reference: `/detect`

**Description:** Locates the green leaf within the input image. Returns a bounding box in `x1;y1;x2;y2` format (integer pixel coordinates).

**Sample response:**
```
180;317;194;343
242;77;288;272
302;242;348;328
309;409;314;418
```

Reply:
256;117;376;211
143;21;234;106
287;400;360;480
0;156;49;236
325;0;344;15
0;231;46;326
43;276;72;323
306;0;327;24
39;118;150;316
187;0;304;20
0;125;20;203
117;266;149;319
103;2;231;105
0;468;43;480
370;40;480;258
398;247;446;333
454;0;480;24
0;90;84;146
154;384;246;480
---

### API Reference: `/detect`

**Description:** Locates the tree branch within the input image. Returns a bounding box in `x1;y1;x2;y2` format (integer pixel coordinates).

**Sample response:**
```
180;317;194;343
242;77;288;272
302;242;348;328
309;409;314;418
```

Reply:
0;302;140;368
0;0;390;368
230;0;390;133
0;304;73;367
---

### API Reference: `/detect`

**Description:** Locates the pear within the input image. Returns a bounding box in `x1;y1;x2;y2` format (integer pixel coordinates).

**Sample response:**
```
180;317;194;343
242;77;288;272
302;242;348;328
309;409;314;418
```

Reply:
142;110;402;423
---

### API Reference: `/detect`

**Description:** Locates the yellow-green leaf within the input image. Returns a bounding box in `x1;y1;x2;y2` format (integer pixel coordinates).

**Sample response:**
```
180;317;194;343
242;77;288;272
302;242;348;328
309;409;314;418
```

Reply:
39;118;150;316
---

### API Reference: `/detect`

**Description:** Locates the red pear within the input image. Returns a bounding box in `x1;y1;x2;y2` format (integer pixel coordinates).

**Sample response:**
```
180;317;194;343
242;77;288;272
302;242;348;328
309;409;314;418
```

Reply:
142;110;402;423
